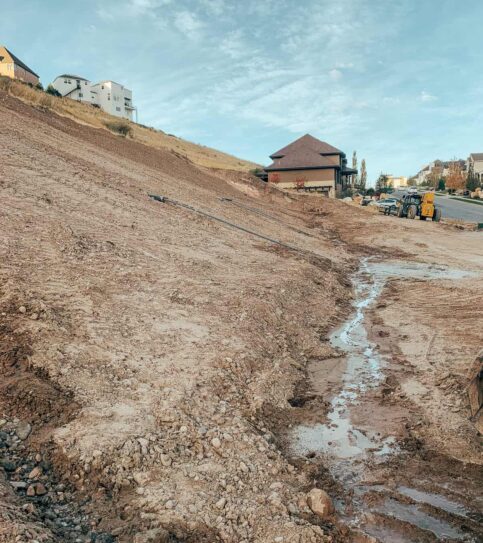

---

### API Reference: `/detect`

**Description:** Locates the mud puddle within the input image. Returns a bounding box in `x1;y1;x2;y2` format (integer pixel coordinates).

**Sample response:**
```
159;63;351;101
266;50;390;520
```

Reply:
288;259;481;542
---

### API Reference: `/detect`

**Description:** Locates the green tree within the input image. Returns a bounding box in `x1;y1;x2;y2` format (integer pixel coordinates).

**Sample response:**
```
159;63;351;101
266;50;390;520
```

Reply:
360;159;367;190
352;151;358;186
375;173;390;192
466;161;480;191
46;84;62;97
437;178;446;191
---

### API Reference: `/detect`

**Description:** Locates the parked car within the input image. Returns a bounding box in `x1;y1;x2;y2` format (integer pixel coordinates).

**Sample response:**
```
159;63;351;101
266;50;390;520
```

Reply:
377;197;400;214
408;187;418;194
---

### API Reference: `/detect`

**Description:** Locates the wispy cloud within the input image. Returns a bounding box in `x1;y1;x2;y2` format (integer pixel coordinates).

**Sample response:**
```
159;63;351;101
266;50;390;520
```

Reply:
173;10;204;39
18;0;480;181
420;90;438;103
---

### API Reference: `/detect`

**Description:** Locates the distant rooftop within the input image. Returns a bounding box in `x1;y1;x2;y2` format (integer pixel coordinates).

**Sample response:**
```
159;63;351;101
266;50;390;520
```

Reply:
57;74;89;81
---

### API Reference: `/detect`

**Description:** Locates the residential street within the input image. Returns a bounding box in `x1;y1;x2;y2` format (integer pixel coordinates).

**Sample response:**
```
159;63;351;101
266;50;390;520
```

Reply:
434;195;483;223
394;191;483;222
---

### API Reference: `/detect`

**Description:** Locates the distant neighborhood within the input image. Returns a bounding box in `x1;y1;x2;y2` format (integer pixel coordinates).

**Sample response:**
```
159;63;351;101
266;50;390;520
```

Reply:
411;154;483;192
0;45;136;121
2;44;482;203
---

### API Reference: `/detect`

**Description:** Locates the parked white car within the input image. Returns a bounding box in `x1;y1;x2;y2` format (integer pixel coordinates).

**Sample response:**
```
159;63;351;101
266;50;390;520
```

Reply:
376;198;400;214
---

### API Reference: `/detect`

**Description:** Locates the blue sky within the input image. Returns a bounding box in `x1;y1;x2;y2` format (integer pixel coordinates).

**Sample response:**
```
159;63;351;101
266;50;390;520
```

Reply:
2;0;483;183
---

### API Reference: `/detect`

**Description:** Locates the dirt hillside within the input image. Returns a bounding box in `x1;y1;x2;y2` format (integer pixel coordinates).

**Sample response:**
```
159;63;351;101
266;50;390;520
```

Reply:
1;91;482;543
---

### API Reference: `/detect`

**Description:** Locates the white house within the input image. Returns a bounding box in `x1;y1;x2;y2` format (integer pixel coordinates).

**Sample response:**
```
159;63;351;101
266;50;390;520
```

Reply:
51;75;136;121
90;80;135;121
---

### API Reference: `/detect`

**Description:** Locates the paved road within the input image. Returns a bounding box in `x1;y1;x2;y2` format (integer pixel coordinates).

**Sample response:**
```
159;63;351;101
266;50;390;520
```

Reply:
394;191;483;223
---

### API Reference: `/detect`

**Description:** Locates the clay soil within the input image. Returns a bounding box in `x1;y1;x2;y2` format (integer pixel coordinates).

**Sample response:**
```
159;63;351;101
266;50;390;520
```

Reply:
1;92;482;543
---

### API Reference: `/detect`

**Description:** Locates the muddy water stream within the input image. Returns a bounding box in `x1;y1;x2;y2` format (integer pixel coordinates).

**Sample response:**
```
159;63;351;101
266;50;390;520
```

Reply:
289;259;481;542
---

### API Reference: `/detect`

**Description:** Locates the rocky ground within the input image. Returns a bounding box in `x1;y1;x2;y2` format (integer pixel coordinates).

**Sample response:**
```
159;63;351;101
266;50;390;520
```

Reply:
1;91;482;542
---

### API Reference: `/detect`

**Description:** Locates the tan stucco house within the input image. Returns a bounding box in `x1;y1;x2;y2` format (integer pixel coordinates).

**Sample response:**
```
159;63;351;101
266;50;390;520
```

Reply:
265;134;357;197
0;45;39;85
468;153;483;183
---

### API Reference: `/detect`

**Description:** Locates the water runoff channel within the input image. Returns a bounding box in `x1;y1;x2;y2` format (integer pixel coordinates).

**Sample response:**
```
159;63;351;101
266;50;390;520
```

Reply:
289;258;480;542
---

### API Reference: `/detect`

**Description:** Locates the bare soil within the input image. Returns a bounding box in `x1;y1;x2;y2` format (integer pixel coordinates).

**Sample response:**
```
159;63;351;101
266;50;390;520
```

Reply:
1;91;482;542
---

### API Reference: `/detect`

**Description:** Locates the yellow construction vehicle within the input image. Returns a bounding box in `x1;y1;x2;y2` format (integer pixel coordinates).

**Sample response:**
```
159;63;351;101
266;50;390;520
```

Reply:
397;192;441;221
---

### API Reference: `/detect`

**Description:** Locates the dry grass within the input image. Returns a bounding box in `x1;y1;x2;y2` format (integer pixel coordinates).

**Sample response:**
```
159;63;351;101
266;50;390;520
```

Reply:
0;76;259;171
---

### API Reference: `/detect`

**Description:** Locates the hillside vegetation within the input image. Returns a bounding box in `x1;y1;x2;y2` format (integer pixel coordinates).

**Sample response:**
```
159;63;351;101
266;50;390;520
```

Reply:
0;76;259;171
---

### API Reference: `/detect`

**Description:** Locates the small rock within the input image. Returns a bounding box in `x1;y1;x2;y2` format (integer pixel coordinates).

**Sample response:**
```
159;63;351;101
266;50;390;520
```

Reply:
211;437;221;449
28;466;42;480
16;422;32;440
0;419;6;428
19;306;27;313
133;529;169;543
215;497;226;509
35;453;42;463
31;313;39;320
239;462;249;473
307;488;334;519
160;454;172;467
22;503;36;514
27;485;36;497
1;460;16;472
34;483;47;496
11;481;28;490
164;500;176;509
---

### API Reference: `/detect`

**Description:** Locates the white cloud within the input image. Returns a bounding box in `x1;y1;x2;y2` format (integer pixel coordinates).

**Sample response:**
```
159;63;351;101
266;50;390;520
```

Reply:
174;11;204;39
329;69;343;81
420;90;437;102
199;0;227;16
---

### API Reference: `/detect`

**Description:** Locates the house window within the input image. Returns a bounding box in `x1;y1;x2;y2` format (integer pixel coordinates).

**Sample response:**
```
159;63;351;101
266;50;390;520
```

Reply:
79;93;83;97
101;85;104;90
64;80;67;83
84;81;87;85
116;106;121;111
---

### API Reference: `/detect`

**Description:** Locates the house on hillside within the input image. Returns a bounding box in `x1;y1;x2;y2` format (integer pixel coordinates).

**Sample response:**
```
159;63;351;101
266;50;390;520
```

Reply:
468;153;483;183
265;134;357;197
51;74;96;104
51;75;136;121
0;45;39;85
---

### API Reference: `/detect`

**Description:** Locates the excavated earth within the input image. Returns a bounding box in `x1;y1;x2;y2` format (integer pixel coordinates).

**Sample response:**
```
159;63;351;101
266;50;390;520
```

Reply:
0;91;482;543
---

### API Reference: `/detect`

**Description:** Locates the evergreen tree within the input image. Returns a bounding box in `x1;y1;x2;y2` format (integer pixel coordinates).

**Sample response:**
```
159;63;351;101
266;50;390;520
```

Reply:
352;151;358;186
360;159;367;190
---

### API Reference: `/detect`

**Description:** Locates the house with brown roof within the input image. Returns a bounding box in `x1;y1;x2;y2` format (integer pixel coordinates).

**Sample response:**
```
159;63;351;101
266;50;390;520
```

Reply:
265;134;357;197
0;45;39;86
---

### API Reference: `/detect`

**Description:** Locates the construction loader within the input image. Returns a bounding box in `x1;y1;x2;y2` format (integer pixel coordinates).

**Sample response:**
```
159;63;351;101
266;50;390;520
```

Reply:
396;192;442;221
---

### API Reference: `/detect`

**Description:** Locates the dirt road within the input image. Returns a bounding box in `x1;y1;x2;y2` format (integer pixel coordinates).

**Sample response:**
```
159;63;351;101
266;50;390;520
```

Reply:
1;92;482;542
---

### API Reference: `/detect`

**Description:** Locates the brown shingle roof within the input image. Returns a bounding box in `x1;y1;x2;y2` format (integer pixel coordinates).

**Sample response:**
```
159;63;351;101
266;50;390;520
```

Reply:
470;153;483;161
266;134;343;171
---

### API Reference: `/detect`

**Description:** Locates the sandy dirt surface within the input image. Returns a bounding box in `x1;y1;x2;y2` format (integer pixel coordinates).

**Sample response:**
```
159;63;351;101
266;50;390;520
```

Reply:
1;92;482;543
